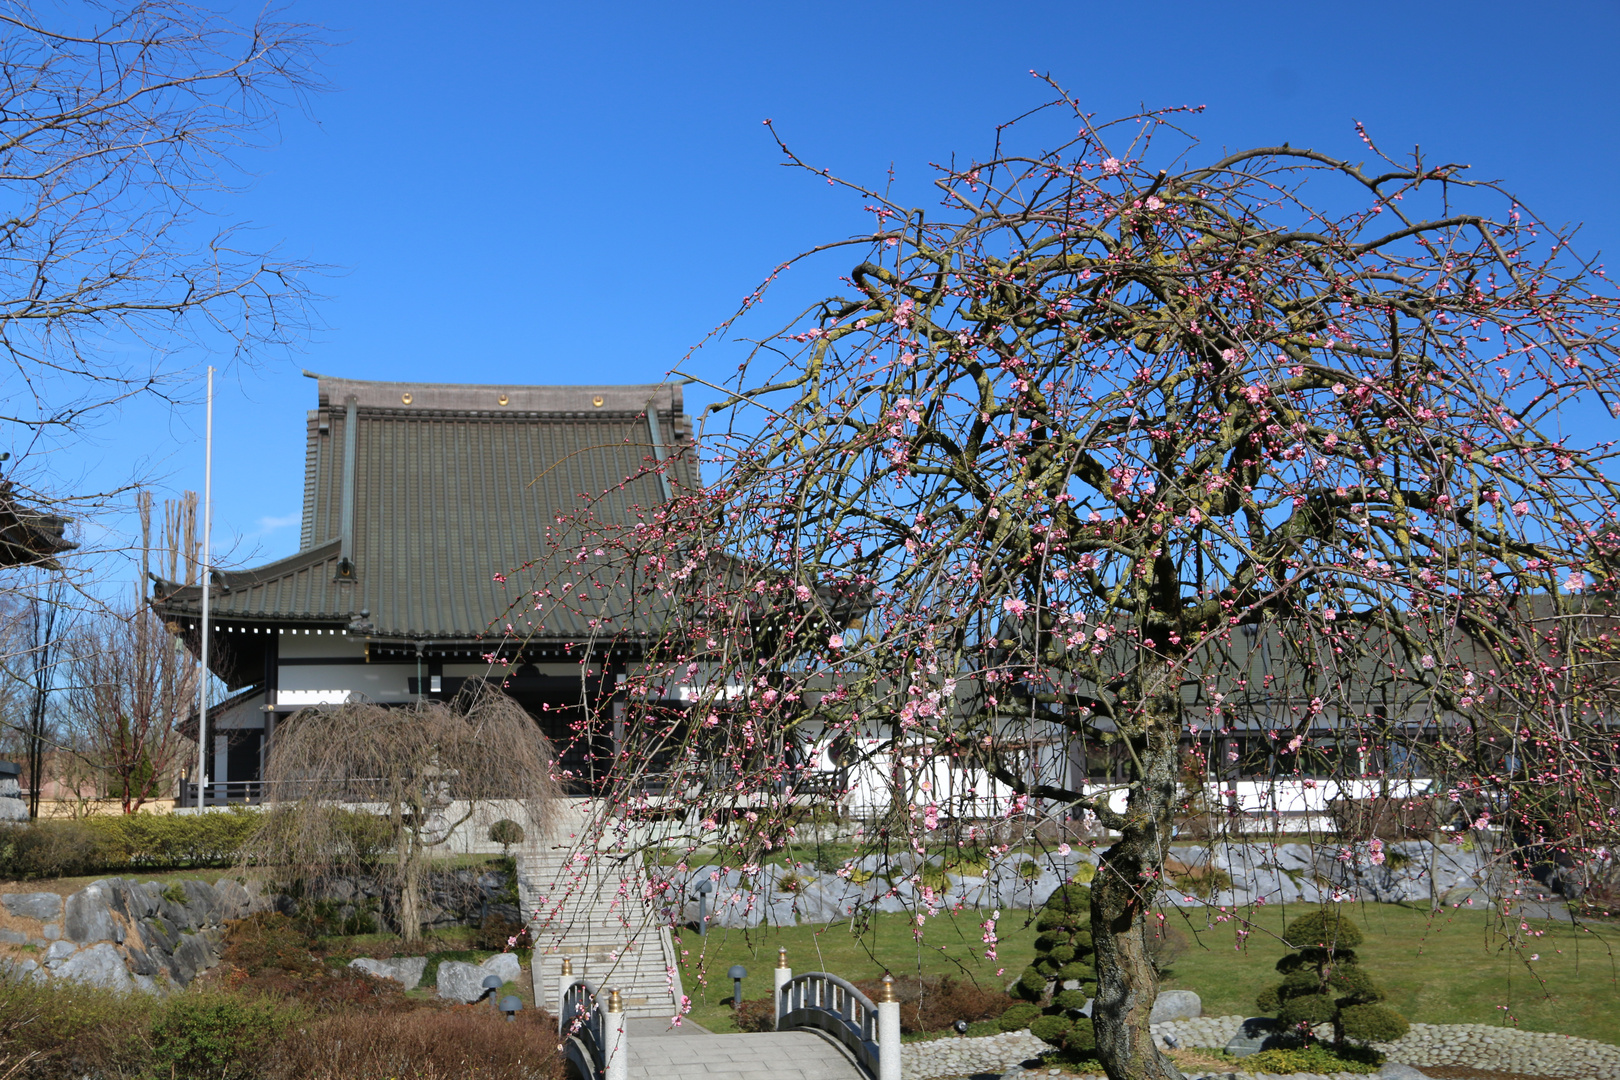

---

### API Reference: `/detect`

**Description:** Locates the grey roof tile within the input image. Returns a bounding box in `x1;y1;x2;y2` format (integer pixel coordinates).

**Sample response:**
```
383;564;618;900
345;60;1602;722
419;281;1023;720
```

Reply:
153;374;693;643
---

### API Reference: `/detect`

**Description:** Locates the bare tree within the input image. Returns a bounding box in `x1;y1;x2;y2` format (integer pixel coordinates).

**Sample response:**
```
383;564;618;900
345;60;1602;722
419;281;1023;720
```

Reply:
0;0;327;588
61;602;198;813
252;687;564;944
530;94;1620;1080
55;490;199;812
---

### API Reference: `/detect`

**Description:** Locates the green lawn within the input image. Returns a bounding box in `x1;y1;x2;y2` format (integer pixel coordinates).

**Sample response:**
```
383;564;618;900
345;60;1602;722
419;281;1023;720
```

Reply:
1159;901;1620;1046
668;904;1620;1046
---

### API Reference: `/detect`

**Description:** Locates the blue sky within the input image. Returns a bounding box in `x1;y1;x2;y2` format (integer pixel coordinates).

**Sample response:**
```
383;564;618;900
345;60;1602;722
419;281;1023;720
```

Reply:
45;0;1620;581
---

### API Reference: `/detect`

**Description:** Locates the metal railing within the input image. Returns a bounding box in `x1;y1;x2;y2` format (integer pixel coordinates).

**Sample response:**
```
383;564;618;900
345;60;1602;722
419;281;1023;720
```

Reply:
775;952;900;1080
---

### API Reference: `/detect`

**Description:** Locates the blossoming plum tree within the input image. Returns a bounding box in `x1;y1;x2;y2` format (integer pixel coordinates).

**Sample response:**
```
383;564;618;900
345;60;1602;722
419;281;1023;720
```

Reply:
517;87;1620;1080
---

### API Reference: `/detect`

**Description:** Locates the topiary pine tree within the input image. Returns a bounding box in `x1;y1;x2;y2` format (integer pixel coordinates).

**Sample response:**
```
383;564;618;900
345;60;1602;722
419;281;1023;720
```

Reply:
1257;908;1410;1046
998;882;1098;1057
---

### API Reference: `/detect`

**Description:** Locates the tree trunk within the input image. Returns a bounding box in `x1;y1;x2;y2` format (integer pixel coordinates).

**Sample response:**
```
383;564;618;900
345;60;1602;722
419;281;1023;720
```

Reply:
1089;663;1184;1080
398;831;424;945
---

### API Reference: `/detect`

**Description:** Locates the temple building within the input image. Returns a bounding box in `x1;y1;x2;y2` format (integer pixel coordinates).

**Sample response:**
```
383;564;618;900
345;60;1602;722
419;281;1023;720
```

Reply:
151;372;694;801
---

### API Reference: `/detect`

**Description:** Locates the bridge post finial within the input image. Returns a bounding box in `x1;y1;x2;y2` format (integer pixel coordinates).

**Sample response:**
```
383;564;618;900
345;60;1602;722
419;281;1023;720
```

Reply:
604;987;629;1080
878;974;901;1080
776;947;789;969
557;956;575;1036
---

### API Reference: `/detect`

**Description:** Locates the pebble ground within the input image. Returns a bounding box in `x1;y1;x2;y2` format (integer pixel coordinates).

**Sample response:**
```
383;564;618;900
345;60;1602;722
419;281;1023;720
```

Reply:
901;1015;1620;1080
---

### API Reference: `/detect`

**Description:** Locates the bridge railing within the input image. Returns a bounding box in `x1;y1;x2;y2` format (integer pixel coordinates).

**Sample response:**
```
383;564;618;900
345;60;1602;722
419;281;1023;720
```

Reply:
558;967;627;1080
774;949;900;1080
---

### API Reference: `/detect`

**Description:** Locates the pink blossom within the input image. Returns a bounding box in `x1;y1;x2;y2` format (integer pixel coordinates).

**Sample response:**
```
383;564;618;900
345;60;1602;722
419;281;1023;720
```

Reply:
1003;597;1028;617
1322;608;1337;621
1369;838;1386;866
1420;654;1435;670
828;634;844;650
1565;572;1586;592
1332;383;1347;395
1512;501;1529;515
1101;157;1121;174
1056;843;1071;856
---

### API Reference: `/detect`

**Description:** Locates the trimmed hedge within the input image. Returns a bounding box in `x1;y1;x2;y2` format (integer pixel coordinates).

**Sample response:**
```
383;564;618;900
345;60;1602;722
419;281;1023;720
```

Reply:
0;807;263;877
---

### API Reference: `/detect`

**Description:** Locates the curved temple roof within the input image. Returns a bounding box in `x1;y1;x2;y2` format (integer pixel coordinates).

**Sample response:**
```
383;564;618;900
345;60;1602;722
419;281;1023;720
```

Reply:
151;373;693;644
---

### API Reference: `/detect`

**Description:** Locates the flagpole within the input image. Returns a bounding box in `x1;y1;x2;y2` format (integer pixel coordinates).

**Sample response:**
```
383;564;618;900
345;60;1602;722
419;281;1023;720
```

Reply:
197;366;214;807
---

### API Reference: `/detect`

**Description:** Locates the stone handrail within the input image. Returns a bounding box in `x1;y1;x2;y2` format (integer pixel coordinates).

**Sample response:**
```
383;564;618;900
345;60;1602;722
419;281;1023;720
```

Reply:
775;958;899;1080
559;976;627;1080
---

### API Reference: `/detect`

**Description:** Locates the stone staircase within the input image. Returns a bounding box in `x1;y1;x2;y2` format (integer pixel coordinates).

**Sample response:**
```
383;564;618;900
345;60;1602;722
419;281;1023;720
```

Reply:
517;810;684;1024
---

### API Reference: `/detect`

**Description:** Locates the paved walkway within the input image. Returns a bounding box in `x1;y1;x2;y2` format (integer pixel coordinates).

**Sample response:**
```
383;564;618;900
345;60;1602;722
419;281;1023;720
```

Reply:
625;1029;866;1080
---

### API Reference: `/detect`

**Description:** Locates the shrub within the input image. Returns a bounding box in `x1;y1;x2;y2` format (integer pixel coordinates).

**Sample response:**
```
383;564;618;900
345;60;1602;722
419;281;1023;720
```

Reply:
265;1006;566;1080
1164;858;1231;898
1147;922;1190;976
0;818;119;878
1246;1042;1383;1074
998;1002;1041;1031
0;968;158;1078
1018;860;1042;880
1011;882;1098;1057
852;974;1013;1034
473;912;530;951
0;807;269;878
1257;907;1409;1046
731;995;778;1033
222;912;323;976
489;818;525;853
1070;861;1096;884
149;991;301;1080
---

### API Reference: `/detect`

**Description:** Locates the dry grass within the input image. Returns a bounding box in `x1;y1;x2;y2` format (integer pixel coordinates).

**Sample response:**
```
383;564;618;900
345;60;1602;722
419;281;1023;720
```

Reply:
266;1007;565;1080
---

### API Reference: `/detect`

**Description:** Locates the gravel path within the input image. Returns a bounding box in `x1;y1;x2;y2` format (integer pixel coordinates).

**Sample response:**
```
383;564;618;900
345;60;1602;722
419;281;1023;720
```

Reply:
902;1015;1620;1080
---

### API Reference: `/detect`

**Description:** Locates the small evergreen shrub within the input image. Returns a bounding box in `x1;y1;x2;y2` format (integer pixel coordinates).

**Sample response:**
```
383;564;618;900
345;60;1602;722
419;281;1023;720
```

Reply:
1256;907;1409;1045
998;1001;1041;1031
1010;882;1097;1057
489;819;525;853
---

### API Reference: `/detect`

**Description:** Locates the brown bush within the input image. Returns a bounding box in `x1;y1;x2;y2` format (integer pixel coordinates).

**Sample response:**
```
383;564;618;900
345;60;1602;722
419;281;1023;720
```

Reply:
267;1007;564;1080
731;994;778;1033
214;912;413;1013
222;912;323;976
473;912;530;952
854;974;1014;1034
1329;796;1444;840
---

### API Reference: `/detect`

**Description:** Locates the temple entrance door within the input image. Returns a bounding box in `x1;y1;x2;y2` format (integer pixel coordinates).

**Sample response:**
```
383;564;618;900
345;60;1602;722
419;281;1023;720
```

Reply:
497;672;613;795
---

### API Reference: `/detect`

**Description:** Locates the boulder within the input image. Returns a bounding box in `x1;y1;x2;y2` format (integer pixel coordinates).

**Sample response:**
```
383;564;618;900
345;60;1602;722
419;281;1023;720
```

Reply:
1224;1016;1286;1057
350;955;427;989
1149;989;1201;1022
43;940;76;968
64;884;118;944
0;957;44;983
55;942;134;992
213;879;253;920
3;891;62;921
436;960;486;1002
482;952;522;985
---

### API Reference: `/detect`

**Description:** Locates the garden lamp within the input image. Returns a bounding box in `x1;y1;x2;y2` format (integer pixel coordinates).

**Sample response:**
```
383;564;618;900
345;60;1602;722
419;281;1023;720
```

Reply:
728;964;748;1008
483;974;504;1009
695;878;715;936
500;995;524;1022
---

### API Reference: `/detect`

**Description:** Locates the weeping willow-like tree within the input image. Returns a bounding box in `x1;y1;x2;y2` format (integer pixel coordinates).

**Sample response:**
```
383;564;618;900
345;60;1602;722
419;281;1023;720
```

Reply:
519;89;1620;1080
250;685;562;944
